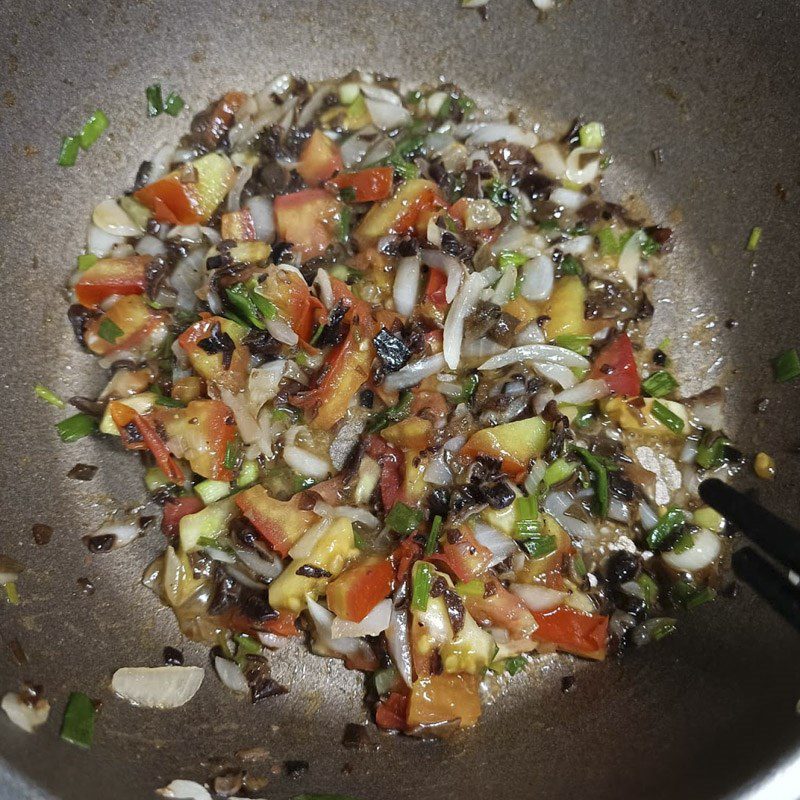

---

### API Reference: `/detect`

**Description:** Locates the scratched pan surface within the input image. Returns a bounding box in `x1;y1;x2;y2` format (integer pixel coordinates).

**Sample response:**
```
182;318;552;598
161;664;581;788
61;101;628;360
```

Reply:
0;0;799;798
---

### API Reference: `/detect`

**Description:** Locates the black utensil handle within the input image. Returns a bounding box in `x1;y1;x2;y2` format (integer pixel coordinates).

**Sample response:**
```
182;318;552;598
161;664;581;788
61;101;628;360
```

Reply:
699;478;800;574
732;547;800;632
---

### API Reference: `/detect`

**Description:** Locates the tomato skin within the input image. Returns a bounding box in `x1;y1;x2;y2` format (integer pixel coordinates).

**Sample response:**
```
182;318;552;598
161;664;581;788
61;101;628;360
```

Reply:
425;268;448;307
326;558;395;622
531;606;609;660
392;537;422;584
331;166;394;202
75;256;149;308
297;129;343;185
464;577;538;639
365;435;404;511
162;496;204;539
589;333;640;397
261;269;324;343
436;528;493;582
273;188;342;262
375;691;408;731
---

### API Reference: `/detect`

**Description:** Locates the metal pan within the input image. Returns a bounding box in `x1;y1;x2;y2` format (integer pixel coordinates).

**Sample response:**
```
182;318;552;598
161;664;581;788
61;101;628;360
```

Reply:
0;1;798;797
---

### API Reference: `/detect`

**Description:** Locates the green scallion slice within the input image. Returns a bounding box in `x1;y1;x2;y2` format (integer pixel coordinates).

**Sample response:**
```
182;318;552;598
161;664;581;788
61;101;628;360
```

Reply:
504;655;527;676
79;110;109;150
225;284;266;330
454;579;485;597
146;83;164;117
411;562;433;612
164;91;185;117
424;515;443;556
573;446;609;517
772;348;800;383
497;250;528;269
560;254;583;275
97;317;124;344
578;121;604;150
641;370;678;398
646;506;686;551
60;692;95;749
34;384;65;408
543;457;576;487
223;441;240;471
57;135;80;167
695;431;731;470
745;226;762;252
555;334;593;357
56;413;97;443
386;502;423;535
650;400;685;434
77;253;98;271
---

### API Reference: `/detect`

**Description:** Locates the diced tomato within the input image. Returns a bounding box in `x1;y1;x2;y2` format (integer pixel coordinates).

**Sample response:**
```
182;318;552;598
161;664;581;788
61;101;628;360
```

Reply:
297;129;343;186
274;188;342;262
331;166;394;202
381;417;433;451
464;577;538;639
448;197;469;227
75;255;149;308
259;609;299;637
326;557;394;622
365;434;404;511
134;153;235;225
220;209;256;241
425;267;448;308
161;496;204;539
235;485;318;557
155;399;237;481
410;389;448;422
260;268;324;343
531;606;609;660
436;528;493;582
177;314;249;395
392;537;422;584
375;691;408;731
109;401;185;484
86;295;169;359
461;417;550;480
589;332;640;397
407;673;481;730
192;91;248;150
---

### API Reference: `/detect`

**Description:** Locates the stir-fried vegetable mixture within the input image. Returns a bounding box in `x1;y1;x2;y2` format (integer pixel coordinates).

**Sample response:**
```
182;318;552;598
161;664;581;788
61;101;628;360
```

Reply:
63;72;736;736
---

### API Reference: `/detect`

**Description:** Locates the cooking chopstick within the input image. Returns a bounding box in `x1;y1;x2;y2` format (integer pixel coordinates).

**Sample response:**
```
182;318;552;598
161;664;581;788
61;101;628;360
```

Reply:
699;478;800;630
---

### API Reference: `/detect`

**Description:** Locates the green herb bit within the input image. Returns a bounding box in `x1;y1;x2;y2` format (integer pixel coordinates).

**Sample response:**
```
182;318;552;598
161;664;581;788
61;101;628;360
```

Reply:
519;533;556;559
386;502;423;535
640;234;660;259
486;179;520;221
97;317;124;344
152;388;184;408
646;506;686;551
338;205;352;243
454;373;479;404
387;154;419;181
353;529;367;550
696;430;731;470
4;582;19;605
555;334;593;357
77;253;98;272
641;370;678;398
570;552;587;579
497;250;528;269
670;580;716;610
650;618;677;641
455;579;485;597
236;459;259;488
405;89;423;105
637;572;659;608
226;284;266;330
251;292;278;321
196;535;222;549
164;91;185;117
746;226;762;252
504;655;527;676
651;400;685;434
670;530;695;554
79;110;109;150
234;633;262;657
572;446;609;518
272;406;300;424
57;135;80;167
223;441;240;471
338;186;357;203
366;389;413;433
411;562;434;612
560;254;583;275
544;457;577;487
424;515;443;556
596;226;620;257
56;413;97;443
309;323;325;346
146;83;164;117
34;384;65;409
772;348;800;383
574;404;594;428
60;692;95;749
578;121;604;150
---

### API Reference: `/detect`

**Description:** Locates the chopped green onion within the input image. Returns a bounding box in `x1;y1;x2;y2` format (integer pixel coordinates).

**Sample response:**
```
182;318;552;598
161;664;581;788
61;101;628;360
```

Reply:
236;459;259;488
543;457;577;487
650;618;677;641
640;234;660;259
223;441;240;470
555;334;592;357
146;83;163;117
4;582;19;605
226;284;266;330
272;406;300;424
424;515;443;556
453;373;479;404
454;579;485;597
497;250;528;269
338;186;357;203
670;530;695;554
250;292;278;321
338;205;352;243
386;502;423;535
152;388;184;408
79;110;109;150
596;227;620;257
574;404;594;428
570;552;587;579
572;446;609;517
646;506;686;551
651;400;685;434
144;466;172;493
196;535;227;551
309;323;325;346
77;253;98;272
234;633;262;657
560;254;583;276
164;91;185;117
353;529;367;550
366;389;412;433
485;179;520;221
57;135;80;167
696;431;731;470
56;413;97;443
34;384;65;408
772;348;800;383
60;692;95;749
636;573;659;608
578;121;604;150
670;580;716;610
97;317;124;344
745;226;762;252
411;562;433;612
641;370;678;398
194;479;231;505
685;585;716;610
405;89;423;105
519;533;556;559
387;154;419;181
504;655;527;676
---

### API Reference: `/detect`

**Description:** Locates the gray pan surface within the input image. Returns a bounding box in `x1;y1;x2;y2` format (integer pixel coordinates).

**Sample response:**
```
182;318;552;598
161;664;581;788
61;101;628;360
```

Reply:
0;0;799;798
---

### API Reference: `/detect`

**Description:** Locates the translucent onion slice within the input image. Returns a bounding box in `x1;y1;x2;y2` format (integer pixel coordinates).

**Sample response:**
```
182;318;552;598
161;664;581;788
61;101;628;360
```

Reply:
111;666;204;709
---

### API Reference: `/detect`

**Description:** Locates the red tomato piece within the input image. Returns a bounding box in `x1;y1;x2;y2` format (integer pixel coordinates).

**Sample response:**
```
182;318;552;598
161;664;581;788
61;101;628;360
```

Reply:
273;188;342;262
331;166;394;202
463;577;538;639
326;558;395;622
375;691;408;731
589;332;640;397
297;129;343;186
161;496;204;539
437;528;493;582
392;537;422;584
532;606;610;660
75;256;149;308
365;434;404;511
425;267;448;308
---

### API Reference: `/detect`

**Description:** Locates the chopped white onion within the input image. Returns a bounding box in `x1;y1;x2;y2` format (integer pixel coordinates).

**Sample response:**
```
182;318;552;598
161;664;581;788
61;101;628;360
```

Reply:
608;497;632;524
479;343;589;371
111;666;204;709
1;692;49;733
86;521;141;550
314;268;334;309
471;521;519;566
524;459;547;496
520;255;554;301
550;187;586;211
461;338;505;359
491;262;517;306
157;780;213;800
306;595;374;662
221;388;261;444
383;353;446;392
245;196;275;242
420;249;463;303
544;491;597;540
565;147;601;186
265;317;298;346
313;501;379;528
533;361;577;389
340;134;371;167
662;529;721;572
444;271;488;369
214;656;249;694
385;602;413;686
135;234;167;257
532;142;567;180
511;583;567;612
639;501;659;530
532;0;555;8
171;249;205;312
466;123;538;149
423;453;453;486
559;234;594;256
617;229;643;290
393;256;421;317
364;97;411;130
226;163;254;212
248;361;286;412
516;321;546;345
283;446;331;480
298;83;336;126
552;378;610;405
426;91;449;116
93;198;142;237
233;546;284;581
359;83;403;105
331;598;392;639
87;224;125;257
289;519;330;560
